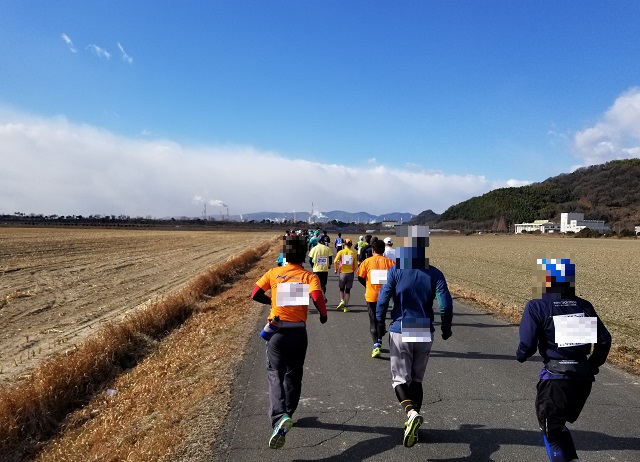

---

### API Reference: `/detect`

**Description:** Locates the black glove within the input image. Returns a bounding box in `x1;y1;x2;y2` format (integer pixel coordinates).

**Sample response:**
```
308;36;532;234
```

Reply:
516;355;526;363
441;329;452;340
320;315;328;324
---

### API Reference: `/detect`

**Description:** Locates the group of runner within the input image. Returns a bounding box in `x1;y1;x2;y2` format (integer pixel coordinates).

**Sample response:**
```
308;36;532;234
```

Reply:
253;226;612;462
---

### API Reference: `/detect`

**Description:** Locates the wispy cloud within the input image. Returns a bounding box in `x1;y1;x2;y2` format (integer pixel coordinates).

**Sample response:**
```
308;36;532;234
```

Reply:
0;110;530;218
87;44;111;60
573;87;640;166
117;42;134;64
61;33;77;53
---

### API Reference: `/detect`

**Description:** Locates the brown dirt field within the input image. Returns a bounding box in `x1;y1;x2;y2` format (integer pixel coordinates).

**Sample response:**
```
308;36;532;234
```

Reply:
427;233;640;372
0;227;269;385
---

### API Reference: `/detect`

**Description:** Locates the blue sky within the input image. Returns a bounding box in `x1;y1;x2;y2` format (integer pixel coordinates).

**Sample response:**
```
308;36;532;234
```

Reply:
2;2;640;218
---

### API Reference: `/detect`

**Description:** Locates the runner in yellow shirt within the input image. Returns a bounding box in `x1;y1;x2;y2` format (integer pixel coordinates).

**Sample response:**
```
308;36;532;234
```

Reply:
334;238;358;312
308;240;333;302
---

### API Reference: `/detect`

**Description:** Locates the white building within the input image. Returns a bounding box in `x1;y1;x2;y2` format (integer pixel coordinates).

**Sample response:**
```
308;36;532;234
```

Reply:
560;213;608;233
514;220;561;234
382;220;398;228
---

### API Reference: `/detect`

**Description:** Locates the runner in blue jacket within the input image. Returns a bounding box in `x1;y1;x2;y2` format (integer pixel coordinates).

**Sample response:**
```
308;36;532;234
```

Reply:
376;225;453;447
516;258;611;462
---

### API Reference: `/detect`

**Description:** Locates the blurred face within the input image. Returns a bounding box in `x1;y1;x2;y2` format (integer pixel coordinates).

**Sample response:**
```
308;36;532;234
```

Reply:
532;257;576;298
395;225;430;269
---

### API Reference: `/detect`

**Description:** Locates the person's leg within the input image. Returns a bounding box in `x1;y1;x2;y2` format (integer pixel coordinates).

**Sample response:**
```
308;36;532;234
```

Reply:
367;302;379;344
267;328;308;449
408;381;423;413
536;379;591;462
337;274;346;309
315;271;328;301
343;273;354;309
282;328;308;418
389;333;423;447
266;334;288;428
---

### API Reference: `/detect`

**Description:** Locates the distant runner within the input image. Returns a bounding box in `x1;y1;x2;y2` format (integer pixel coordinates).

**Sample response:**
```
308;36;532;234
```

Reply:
334;238;358;312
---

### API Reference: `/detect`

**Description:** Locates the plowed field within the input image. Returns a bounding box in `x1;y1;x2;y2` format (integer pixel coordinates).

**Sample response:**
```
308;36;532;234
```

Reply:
0;227;267;385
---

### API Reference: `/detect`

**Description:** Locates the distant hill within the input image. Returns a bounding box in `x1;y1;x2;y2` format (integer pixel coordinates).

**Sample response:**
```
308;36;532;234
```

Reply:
433;159;640;231
408;209;441;226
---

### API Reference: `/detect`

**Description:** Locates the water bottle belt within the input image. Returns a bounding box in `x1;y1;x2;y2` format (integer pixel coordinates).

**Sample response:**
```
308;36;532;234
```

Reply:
279;321;306;328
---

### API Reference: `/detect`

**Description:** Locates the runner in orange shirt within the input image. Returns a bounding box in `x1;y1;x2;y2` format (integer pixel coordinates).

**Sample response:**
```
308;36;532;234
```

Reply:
357;239;395;358
251;234;328;449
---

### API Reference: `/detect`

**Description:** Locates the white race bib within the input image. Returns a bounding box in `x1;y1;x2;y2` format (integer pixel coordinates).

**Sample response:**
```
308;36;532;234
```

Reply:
276;283;310;306
316;256;328;266
553;314;597;347
370;269;388;285
401;318;432;343
342;254;353;265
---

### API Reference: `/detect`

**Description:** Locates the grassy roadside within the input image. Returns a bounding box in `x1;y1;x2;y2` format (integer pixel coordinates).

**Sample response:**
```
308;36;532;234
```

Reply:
0;239;277;461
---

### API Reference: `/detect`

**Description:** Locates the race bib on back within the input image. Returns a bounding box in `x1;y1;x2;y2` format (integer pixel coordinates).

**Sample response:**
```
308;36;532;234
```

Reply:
316;256;328;266
276;283;309;306
342;254;353;265
553;314;597;347
370;269;388;285
401;318;432;343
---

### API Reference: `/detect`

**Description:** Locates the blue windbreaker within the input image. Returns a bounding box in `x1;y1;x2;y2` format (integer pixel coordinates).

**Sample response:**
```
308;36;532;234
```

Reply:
516;293;611;379
376;265;453;334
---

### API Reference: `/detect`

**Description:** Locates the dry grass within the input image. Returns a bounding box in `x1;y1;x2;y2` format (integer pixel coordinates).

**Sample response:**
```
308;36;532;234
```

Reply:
0;239;275;460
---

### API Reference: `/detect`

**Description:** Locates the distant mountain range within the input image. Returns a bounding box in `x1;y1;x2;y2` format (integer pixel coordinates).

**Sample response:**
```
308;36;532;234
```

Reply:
238;210;415;224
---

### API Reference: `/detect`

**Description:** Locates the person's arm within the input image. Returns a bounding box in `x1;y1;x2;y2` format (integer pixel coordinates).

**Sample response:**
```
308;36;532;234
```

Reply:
587;304;612;374
516;301;540;362
251;285;271;305
310;290;328;323
376;269;394;322
434;272;453;339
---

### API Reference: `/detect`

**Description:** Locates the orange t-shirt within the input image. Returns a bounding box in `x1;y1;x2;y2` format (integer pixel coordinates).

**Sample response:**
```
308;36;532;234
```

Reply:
255;263;322;322
357;254;395;302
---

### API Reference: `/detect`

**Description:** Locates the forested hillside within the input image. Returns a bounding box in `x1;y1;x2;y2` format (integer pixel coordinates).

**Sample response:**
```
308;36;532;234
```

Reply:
427;159;640;231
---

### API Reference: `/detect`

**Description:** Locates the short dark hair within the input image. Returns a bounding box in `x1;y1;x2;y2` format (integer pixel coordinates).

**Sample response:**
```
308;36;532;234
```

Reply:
282;235;307;264
373;240;385;255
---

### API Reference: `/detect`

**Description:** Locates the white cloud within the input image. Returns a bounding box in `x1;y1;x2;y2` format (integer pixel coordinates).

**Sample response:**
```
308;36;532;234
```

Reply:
504;179;533;188
573;87;640;166
87;44;111;60
0;110;525;217
117;42;134;64
61;33;77;53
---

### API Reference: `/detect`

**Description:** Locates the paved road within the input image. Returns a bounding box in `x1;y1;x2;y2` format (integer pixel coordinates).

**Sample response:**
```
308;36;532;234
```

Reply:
214;265;640;461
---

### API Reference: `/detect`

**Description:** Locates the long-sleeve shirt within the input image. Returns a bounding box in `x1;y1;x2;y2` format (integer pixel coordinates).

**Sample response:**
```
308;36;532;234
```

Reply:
376;265;453;334
516;293;611;378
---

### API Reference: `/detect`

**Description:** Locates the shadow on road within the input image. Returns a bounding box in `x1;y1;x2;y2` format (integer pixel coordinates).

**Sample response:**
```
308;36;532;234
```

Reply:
290;418;640;462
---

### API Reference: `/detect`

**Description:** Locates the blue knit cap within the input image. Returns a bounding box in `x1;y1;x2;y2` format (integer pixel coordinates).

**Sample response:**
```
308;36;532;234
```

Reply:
537;258;575;283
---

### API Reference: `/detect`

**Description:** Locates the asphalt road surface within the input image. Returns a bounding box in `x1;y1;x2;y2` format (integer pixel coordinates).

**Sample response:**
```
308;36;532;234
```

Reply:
214;265;640;462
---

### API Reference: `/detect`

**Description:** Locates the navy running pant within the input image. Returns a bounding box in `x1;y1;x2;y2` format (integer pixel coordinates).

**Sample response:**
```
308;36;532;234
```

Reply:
266;327;308;427
536;378;592;461
366;301;385;344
